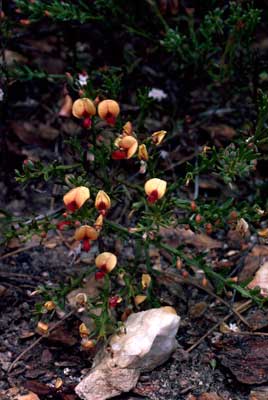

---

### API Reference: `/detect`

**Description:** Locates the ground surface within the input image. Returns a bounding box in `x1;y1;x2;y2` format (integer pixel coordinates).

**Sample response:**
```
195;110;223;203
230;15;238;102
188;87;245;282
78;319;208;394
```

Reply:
0;245;254;400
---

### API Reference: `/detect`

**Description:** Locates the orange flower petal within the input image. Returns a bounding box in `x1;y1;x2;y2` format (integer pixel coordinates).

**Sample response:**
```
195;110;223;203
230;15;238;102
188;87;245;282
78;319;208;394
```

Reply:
119;136;138;159
59;95;73;118
151;130;167;145
94;214;104;231
75;225;99;241
134;295;147;306
63;186;90;210
95;252;117;273
98;99;120;120
72;98;96;119
122;121;133;136
95;190;111;212
141;273;151;289
144;178;167;200
138;144;149;161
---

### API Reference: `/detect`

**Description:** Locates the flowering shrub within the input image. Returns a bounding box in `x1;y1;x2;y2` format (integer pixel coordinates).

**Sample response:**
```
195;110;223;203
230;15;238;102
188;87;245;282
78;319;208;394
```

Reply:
6;78;262;343
1;0;267;348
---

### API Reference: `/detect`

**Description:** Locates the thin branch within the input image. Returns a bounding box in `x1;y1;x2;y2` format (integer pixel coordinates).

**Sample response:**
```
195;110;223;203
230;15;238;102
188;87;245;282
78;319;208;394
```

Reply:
157;270;251;328
7;310;75;373
186;300;252;353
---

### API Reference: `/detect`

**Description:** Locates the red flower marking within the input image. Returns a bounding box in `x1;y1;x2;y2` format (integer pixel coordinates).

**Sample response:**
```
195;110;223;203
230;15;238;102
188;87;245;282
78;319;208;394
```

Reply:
112;150;127;160
147;189;159;204
109;296;120;308
105;113;116;126
82;238;91;252
95;271;106;280
83;117;92;129
57;220;71;230
66;201;77;212
97;201;108;216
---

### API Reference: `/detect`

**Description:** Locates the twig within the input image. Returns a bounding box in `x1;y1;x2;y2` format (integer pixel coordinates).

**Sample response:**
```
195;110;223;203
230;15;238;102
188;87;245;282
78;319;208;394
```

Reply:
57;229;73;249
193;154;199;200
229;331;268;337
163;150;199;172
0;244;39;260
24;206;64;225
7;310;75;373
157;270;251;328
186;300;252;353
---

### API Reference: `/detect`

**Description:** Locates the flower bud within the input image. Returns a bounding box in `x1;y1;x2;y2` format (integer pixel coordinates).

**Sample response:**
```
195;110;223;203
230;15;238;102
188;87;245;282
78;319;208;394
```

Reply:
44;301;55;311
134;295;147;306
75;292;88;305
122;121;133;136
55;377;63;390
79;322;90;338
81;338;95;350
56;220;71;230
37;321;49;334
195;214;202;223
94;214;104;232
138;144;149;161
151;130;167;145
205;223;213;235
20;19;31;26
190;201;197;211
141;274;151;289
59;94;73;118
176;258;182;270
95;191;111;215
109;295;122;308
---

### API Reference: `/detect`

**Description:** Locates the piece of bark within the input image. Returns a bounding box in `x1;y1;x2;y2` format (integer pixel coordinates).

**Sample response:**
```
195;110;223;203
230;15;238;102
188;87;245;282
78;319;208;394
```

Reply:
216;335;268;384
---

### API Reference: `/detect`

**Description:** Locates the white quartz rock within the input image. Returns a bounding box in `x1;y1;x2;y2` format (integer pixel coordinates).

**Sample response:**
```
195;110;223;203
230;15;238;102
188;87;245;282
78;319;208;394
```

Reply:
75;307;180;400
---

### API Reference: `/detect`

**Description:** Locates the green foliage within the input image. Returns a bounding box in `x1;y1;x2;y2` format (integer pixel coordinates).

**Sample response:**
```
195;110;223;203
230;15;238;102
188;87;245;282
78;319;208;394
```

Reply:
15;161;81;183
187;141;258;186
2;64;65;81
255;89;268;142
14;0;103;22
217;142;257;184
162;2;261;78
93;67;123;99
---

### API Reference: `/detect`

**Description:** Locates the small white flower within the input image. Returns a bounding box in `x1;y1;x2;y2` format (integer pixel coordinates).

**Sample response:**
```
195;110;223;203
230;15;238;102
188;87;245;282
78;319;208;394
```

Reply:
229;323;239;332
148;88;167;101
139;160;147;174
78;73;88;87
0;88;4;102
159;150;169;159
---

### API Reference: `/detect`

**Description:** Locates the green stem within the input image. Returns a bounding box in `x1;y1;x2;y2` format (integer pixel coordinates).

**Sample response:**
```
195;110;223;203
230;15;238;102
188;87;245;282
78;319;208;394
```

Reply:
105;220;259;302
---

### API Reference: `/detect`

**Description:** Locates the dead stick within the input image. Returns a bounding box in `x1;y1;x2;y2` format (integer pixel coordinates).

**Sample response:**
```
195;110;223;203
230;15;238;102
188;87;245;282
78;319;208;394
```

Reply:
57;230;73;249
7;310;75;373
157;271;251;328
0;244;39;260
186;300;252;353
229;331;268;337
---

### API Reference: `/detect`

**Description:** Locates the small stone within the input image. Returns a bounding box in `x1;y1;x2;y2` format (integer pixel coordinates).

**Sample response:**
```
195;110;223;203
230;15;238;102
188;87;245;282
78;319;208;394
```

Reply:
76;307;180;400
